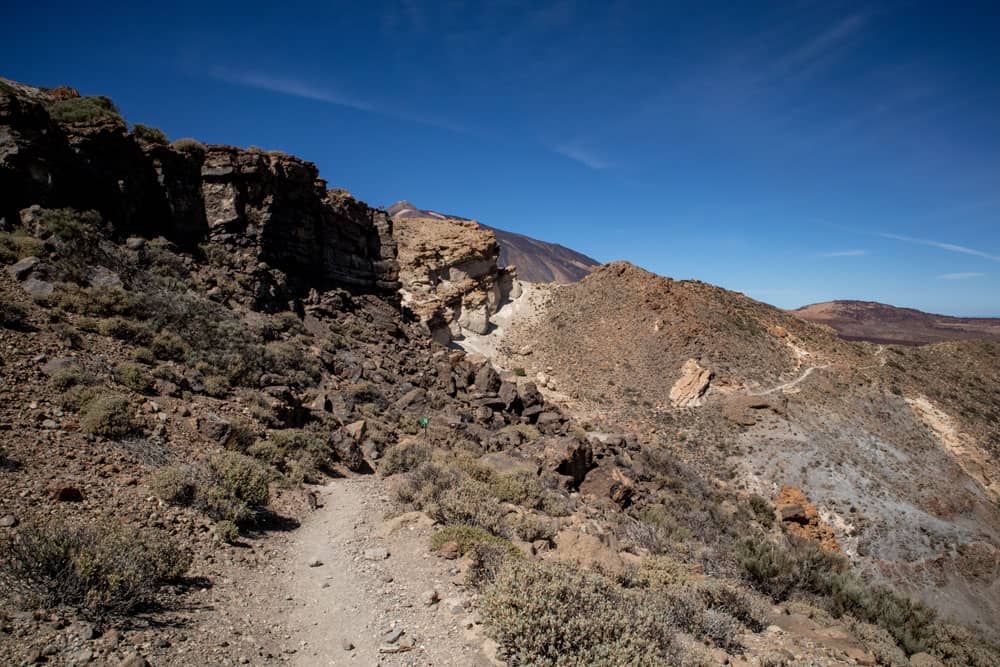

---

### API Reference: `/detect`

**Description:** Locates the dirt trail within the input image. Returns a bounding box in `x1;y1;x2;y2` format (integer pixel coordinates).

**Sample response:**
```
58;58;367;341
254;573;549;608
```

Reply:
236;477;495;666
749;364;829;396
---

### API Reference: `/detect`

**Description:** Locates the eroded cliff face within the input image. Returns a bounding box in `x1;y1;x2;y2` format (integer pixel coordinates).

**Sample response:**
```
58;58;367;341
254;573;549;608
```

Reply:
394;215;518;344
0;78;398;308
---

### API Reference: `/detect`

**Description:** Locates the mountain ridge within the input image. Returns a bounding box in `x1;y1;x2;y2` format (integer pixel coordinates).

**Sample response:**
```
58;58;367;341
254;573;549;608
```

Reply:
792;299;1000;345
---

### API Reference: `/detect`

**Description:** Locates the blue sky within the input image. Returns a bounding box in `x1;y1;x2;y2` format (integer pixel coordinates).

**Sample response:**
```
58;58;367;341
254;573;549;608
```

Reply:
4;1;1000;315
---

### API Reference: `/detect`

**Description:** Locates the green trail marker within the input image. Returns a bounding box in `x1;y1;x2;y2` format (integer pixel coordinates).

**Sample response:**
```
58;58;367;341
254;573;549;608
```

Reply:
420;416;429;438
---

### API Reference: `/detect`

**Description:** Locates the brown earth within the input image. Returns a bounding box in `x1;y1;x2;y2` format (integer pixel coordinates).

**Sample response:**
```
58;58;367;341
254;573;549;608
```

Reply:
792;300;1000;346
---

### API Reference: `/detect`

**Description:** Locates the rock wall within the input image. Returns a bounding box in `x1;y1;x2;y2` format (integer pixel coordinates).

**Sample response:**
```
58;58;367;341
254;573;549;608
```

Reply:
0;78;398;306
394;215;518;344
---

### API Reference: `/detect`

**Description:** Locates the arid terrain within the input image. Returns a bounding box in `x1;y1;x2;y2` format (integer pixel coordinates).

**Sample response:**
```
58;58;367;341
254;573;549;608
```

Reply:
2;77;999;667
793;300;1000;346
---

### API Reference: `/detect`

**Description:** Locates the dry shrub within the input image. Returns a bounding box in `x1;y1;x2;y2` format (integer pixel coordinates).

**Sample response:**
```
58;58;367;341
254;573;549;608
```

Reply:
379;439;431;476
480;559;678;666
1;519;189;618
80;394;139;439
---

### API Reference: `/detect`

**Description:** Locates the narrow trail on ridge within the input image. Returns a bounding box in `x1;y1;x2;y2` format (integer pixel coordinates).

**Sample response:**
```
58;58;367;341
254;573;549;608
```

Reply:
233;477;495;666
749;364;830;396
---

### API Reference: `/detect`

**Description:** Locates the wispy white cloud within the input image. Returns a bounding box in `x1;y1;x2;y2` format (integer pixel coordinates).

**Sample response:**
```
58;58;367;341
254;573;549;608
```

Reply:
551;142;610;170
880;233;1000;262
210;67;471;134
821;249;868;257
938;272;985;280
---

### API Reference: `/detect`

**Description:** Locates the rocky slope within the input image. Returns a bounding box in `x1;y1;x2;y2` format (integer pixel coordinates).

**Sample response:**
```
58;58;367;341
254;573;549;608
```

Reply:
2;78;998;666
388;201;598;283
495;262;1000;639
792;300;1000;346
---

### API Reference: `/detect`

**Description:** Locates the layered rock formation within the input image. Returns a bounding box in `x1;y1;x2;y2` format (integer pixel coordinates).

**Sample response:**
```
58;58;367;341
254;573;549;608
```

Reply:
393;214;518;344
388;200;598;283
0;78;398;308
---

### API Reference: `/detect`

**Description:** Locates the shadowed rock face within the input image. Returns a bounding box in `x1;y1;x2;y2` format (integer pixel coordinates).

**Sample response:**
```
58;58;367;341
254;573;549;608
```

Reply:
792;300;1000;346
0;78;398;307
387;201;598;283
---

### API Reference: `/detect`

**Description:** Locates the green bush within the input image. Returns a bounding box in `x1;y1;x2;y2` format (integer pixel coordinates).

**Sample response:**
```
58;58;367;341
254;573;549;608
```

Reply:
430;525;519;558
151;330;189;361
0;298;28;329
0;519;189;618
38;208;105;244
202;374;230;398
98;316;153;344
152;451;270;524
748;494;775;527
49;366;87;391
215;520;240;544
515;514;556;542
393;461;461;514
116;362;153;393
0;231;44;264
171;138;206;158
379;439;431;476
50;284;145;318
249;429;333;483
80;394;138;439
47;96;123;125
437;478;508;535
480;559;678;666
513;367;527;377
133;123;168;144
58;384;99;411
734;536;945;656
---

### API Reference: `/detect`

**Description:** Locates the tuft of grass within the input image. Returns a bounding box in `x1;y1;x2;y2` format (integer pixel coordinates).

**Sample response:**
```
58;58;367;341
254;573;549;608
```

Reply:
49;366;88;391
0;519;189;619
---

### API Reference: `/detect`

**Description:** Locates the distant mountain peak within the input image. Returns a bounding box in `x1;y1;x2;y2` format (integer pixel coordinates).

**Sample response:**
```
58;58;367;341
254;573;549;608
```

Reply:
792;300;1000;345
386;200;598;283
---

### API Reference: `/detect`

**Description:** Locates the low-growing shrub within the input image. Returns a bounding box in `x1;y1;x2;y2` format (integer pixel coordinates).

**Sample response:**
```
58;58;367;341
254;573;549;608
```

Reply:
0;298;29;330
748;494;775;527
480;559;678;665
152;451;270;524
50;284;145;318
0;519;189;618
215;520;240;544
393;462;461;515
80;394;138;439
202;374;230;398
99;316;153;344
133;123;168;144
47;96;123;125
0;231;44;264
151;330;188;361
171;137;206;158
49;366;87;391
38;208;105;244
437;478;509;535
734;535;945;656
514;514;556;542
58;384;100;411
249;429;333;483
430;525;519;558
379;439;431;476
116;362;153;393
